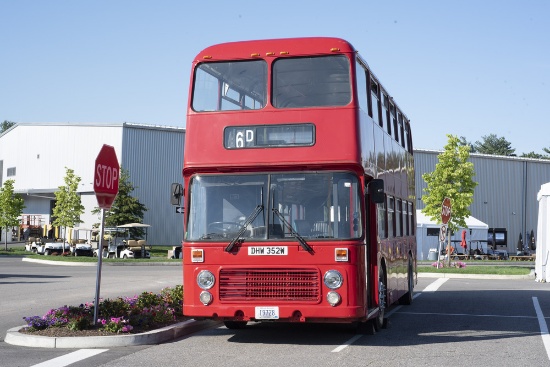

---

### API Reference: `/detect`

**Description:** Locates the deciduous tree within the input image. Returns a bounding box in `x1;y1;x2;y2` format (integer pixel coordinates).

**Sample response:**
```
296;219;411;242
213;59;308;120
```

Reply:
0;179;25;250
422;135;478;264
52;168;85;250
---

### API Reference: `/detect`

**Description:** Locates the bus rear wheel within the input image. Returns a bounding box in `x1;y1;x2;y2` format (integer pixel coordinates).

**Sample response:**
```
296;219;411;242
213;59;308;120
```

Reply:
399;257;414;305
374;265;387;331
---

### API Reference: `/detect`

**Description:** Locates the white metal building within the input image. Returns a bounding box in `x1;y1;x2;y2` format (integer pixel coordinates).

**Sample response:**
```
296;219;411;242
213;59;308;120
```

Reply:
0;122;185;246
415;149;550;256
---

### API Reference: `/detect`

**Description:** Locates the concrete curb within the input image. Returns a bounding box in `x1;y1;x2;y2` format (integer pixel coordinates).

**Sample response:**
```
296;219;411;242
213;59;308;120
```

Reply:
21;257;180;266
4;319;219;349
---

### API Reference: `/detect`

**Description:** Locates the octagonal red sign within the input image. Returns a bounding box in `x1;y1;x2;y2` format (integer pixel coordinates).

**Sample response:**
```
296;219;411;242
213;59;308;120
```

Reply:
94;144;120;209
441;197;452;225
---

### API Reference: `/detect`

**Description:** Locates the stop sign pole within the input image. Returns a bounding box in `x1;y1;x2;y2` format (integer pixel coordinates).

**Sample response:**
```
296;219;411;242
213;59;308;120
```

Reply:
93;144;120;326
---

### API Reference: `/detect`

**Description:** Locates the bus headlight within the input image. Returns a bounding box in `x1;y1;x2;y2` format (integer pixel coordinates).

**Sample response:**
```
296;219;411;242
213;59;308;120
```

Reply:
324;270;343;289
199;291;213;305
327;291;341;306
197;270;215;290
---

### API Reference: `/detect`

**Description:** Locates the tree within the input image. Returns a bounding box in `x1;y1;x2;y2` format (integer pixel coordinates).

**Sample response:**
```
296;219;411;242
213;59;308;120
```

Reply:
520;151;550;160
52;167;85;250
92;169;147;238
421;135;478;264
473;134;515;156
1;120;15;134
458;136;475;153
0;179;25;250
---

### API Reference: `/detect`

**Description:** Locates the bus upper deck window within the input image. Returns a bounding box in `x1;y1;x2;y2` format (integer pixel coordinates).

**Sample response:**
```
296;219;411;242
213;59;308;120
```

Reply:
273;55;351;108
192;60;267;112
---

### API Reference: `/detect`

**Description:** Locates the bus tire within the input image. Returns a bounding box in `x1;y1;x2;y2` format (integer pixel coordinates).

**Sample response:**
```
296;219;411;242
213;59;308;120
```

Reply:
399;257;414;305
356;320;375;335
223;321;247;329
374;264;387;331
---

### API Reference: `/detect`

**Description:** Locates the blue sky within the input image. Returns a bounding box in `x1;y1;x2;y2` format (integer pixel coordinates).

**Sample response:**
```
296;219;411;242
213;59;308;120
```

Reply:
2;0;549;155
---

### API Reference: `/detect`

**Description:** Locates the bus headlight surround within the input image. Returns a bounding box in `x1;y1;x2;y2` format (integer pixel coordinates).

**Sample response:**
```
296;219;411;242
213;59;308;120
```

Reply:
324;270;343;289
199;291;213;305
327;291;341;306
197;270;215;290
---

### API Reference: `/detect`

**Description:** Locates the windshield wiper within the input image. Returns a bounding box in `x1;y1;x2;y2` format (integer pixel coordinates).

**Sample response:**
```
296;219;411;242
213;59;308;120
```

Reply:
271;208;313;253
225;205;264;252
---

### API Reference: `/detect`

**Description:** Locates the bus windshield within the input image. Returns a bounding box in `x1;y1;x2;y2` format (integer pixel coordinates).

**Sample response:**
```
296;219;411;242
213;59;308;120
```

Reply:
191;55;351;112
272;55;351;108
186;172;362;241
192;60;267;112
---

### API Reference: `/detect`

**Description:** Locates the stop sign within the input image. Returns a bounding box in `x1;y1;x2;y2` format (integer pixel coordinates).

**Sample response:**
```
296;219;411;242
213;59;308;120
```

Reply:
94;144;120;209
441;197;452;225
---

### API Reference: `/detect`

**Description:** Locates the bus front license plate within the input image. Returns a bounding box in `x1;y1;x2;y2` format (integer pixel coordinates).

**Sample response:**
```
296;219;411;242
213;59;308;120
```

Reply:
248;246;288;255
255;306;279;320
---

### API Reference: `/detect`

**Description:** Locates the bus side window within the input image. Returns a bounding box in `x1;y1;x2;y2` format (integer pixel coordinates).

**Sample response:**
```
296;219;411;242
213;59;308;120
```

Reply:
398;112;405;148
355;61;368;112
370;79;380;126
405;120;413;153
382;93;391;135
402;200;408;236
396;199;402;237
391;103;399;143
387;196;395;238
408;202;415;236
377;195;387;239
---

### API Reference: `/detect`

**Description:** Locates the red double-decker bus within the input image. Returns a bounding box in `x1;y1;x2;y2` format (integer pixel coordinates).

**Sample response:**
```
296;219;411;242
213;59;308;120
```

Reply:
179;37;416;331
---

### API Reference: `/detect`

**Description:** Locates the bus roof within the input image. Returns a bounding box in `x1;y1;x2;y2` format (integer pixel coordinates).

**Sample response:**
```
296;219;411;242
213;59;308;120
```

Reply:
194;37;356;62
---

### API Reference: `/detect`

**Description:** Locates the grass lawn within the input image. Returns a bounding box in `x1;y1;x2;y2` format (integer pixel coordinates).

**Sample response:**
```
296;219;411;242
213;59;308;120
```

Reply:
418;264;532;275
0;245;180;263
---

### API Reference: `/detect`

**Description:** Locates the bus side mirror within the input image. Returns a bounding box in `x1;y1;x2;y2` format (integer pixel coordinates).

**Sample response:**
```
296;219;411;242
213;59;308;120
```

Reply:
368;179;384;204
171;183;183;206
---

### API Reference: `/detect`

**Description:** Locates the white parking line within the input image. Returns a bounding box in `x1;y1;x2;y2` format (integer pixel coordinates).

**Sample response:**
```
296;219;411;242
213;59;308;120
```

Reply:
30;349;108;367
331;334;362;353
532;297;550;361
332;278;444;352
422;277;448;292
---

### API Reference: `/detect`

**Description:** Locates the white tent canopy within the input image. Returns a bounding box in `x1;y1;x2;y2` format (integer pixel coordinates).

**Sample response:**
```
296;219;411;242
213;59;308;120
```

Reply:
416;210;489;260
536;183;550;282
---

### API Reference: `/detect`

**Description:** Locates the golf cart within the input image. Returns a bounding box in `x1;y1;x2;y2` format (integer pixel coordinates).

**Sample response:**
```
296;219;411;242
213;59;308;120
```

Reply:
68;227;94;257
116;223;151;259
92;224;151;259
25;237;65;256
93;227;125;258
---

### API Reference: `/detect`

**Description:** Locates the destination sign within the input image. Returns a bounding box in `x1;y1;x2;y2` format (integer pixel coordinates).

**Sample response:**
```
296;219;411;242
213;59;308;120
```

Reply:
224;123;315;149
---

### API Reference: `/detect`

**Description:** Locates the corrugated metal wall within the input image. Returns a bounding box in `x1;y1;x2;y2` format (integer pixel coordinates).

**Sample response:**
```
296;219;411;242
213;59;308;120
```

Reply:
415;149;550;254
121;124;185;246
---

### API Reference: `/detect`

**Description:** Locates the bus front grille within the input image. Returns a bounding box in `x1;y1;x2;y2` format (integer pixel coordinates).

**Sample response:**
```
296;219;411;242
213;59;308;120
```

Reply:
219;268;320;302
